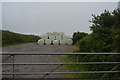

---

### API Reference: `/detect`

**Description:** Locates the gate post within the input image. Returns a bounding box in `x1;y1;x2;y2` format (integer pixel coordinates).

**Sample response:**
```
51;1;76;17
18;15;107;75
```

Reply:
76;56;79;73
12;54;14;79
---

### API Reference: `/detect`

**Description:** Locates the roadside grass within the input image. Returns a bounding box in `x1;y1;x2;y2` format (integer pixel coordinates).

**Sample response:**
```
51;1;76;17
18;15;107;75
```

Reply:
62;45;120;78
62;54;104;79
60;45;90;78
62;54;89;78
61;45;104;79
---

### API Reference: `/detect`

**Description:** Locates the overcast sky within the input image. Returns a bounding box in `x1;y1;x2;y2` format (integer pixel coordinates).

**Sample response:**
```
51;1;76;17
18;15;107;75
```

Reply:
2;2;118;36
0;2;1;29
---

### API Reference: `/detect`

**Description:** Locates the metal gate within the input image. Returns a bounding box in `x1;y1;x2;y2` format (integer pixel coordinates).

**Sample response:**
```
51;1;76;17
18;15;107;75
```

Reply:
1;52;120;80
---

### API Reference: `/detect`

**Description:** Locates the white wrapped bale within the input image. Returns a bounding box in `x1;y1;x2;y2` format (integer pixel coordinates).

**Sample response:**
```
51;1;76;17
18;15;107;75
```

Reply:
38;39;44;45
56;36;62;40
38;32;72;45
66;39;73;45
62;36;66;39
53;40;59;45
58;32;65;36
41;34;48;40
63;36;69;40
45;39;51;45
60;39;67;45
41;34;45;39
46;32;52;36
52;32;58;36
49;35;55;41
65;36;70;39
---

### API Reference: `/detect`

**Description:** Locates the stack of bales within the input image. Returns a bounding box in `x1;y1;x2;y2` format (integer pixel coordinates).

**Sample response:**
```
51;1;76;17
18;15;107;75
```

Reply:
38;32;73;45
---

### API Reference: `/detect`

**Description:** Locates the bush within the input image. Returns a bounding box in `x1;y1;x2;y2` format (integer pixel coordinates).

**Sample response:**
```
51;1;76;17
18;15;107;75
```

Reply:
72;32;88;44
78;33;105;52
68;9;120;79
77;9;120;53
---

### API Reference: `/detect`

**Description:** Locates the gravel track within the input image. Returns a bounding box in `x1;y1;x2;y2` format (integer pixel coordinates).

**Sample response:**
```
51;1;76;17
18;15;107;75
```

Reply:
2;43;76;52
2;43;78;78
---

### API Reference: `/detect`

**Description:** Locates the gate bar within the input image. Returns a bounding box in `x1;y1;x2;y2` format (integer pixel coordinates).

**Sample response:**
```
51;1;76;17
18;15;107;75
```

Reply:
1;52;120;55
2;71;120;75
1;62;120;65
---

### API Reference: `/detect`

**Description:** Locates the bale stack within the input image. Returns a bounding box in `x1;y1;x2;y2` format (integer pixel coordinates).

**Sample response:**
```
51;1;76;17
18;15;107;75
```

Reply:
37;32;73;45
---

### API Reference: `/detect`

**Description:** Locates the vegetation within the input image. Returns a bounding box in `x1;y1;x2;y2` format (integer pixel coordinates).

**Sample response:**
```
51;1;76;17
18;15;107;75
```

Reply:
79;9;120;52
66;9;120;78
72;32;88;44
1;30;40;46
0;30;2;47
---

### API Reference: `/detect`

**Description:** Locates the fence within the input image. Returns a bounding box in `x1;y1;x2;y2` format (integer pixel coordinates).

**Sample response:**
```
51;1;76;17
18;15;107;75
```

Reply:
1;52;120;80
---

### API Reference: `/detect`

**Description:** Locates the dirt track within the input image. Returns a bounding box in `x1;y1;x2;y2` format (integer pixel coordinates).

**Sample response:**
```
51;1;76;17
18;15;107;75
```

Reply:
2;43;77;52
2;43;78;78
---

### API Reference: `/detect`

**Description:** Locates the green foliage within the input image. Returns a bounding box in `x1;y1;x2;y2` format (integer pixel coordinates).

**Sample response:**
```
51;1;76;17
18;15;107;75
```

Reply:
66;9;120;79
111;28;120;52
78;33;106;52
72;32;88;44
90;9;120;31
78;9;120;78
0;30;2;47
79;9;120;53
2;30;40;46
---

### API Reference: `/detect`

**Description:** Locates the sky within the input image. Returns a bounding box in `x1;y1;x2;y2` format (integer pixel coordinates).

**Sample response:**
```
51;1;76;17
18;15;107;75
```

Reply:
118;1;120;8
2;2;119;36
0;2;1;29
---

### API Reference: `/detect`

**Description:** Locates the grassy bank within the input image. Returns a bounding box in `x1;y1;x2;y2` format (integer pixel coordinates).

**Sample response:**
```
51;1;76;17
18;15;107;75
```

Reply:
1;30;40;47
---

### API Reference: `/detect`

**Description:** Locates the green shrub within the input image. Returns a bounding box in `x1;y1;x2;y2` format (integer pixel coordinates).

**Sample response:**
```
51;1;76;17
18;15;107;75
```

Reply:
72;32;88;44
67;9;120;79
79;9;120;53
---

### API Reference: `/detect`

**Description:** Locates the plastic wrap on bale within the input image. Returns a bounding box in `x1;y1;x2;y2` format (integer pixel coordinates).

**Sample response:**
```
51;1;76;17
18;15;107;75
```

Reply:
49;35;55;41
60;39;67;45
53;40;59;45
38;39;44;45
56;36;62;40
67;39;73;45
45;39;51;45
38;32;73;45
41;34;48;40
